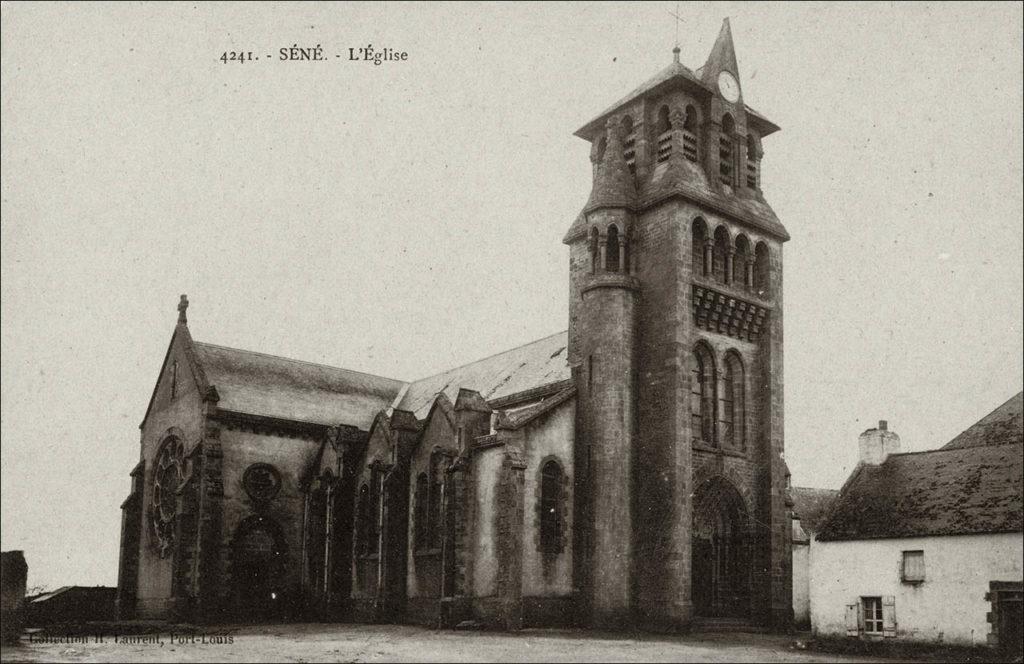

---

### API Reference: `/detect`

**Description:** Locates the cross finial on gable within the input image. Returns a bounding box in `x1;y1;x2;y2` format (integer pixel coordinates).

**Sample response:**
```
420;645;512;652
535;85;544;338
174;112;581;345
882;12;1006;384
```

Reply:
177;294;189;324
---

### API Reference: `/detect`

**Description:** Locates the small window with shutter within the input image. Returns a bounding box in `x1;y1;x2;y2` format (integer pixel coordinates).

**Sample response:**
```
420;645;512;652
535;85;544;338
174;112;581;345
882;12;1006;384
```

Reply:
902;550;925;583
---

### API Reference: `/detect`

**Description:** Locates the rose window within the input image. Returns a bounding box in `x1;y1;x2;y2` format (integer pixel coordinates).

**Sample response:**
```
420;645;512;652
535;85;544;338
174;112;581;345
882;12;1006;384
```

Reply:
151;438;185;558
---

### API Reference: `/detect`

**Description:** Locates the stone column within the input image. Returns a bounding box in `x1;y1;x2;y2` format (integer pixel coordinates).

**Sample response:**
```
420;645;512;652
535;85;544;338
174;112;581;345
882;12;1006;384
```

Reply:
632;117;651;181
703;120;722;185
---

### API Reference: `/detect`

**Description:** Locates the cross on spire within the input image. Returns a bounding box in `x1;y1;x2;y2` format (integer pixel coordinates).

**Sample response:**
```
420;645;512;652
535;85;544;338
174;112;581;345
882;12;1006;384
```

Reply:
668;2;683;62
177;294;189;324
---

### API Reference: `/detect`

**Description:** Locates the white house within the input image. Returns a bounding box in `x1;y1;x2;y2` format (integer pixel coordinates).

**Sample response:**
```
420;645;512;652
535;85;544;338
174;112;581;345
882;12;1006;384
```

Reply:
791;487;838;628
808;393;1022;656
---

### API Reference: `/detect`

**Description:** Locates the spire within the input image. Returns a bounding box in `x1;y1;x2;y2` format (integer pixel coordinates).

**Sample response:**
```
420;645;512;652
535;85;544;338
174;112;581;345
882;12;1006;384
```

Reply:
700;17;740;87
177;294;189;325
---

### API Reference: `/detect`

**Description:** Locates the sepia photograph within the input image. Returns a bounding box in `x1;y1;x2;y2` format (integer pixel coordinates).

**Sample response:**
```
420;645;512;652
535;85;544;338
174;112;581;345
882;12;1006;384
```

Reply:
1;2;1021;662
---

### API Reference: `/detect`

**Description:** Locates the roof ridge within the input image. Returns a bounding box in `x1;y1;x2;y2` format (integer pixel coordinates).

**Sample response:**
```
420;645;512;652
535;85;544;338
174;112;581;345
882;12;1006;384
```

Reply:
888;439;1023;458
193;340;407;385
408;330;567;384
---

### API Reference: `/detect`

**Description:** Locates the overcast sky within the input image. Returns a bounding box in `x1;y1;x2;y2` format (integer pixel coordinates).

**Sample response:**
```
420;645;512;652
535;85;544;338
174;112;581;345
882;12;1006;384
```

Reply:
2;2;1022;590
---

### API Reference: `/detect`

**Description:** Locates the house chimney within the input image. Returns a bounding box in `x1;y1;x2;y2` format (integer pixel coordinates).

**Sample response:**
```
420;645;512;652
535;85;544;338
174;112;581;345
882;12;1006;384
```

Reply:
859;420;900;465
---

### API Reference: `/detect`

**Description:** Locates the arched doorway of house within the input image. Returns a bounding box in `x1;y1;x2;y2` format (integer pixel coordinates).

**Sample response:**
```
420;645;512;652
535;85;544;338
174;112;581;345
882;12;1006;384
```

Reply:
232;515;288;621
691;476;751;618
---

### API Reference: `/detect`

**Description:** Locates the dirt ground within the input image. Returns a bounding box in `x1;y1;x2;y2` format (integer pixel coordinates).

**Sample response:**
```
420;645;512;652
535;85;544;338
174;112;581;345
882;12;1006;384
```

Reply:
0;623;904;663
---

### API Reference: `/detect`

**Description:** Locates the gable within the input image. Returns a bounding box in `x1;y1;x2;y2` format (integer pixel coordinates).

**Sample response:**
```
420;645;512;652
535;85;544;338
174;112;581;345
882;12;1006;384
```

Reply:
357;413;395;479
790;487;839;535
140;325;208;429
942;391;1023;450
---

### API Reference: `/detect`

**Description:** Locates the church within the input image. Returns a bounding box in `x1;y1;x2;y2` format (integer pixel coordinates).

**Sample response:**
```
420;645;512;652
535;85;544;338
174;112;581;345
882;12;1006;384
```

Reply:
116;20;793;632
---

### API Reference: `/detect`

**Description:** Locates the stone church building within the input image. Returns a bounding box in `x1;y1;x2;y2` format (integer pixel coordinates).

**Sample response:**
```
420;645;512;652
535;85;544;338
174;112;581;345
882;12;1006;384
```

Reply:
116;20;793;631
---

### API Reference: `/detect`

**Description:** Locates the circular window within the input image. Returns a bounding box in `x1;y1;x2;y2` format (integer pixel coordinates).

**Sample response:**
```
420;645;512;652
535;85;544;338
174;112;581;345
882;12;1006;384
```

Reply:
151;438;185;558
243;463;282;503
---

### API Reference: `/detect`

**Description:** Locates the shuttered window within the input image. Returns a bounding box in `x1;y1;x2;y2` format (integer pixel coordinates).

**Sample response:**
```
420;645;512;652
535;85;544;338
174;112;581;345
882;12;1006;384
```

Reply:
902;550;925;583
862;596;883;635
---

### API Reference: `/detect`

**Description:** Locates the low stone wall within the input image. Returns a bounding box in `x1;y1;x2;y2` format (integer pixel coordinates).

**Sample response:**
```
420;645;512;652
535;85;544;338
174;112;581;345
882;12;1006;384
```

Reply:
1;551;28;644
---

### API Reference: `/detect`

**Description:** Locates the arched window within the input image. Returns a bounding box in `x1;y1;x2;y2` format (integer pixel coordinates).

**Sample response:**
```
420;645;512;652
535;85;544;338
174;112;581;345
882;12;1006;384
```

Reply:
425;451;448;550
606;225;620;272
306;481;328;590
368;466;383;556
712;226;730;284
690;344;716;444
413;473;429;551
721;352;746;450
589;227;599;274
734;235;751;287
594;134;607;163
656;105;672;163
656;105;671;134
682;105;699;162
720;114;736;186
539;460;564;554
356;484;371;556
692;218;709;277
621;115;636;173
745;133;759;189
753;242;771;297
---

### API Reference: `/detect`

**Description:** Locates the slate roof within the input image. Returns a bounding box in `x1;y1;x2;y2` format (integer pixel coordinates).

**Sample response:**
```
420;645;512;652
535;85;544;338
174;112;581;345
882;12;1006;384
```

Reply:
942;392;1022;450
790;487;839;534
396;331;571;419
574;62;779;141
193;342;404;430
815;441;1023;541
575;60;706;139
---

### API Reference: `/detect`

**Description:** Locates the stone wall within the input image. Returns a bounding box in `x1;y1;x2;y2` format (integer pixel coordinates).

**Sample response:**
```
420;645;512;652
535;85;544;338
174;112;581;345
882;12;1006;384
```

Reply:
1;551;27;644
133;331;209;619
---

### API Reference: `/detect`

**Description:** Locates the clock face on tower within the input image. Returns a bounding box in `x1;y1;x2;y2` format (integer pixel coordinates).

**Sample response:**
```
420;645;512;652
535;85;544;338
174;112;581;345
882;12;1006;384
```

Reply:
718;71;740;103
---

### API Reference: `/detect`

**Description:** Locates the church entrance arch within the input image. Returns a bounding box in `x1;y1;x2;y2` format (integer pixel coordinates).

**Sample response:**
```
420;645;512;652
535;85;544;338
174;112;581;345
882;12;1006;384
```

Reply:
231;515;288;621
691;476;751;618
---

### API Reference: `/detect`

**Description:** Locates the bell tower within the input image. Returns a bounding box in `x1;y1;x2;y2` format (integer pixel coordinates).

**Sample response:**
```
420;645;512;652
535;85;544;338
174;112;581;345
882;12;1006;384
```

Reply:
568;19;792;631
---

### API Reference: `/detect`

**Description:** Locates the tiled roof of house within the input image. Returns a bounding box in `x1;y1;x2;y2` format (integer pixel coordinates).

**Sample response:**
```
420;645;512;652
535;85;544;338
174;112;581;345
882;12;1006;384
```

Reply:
396;332;571;419
942;391;1022;450
790;487;839;535
815;441;1023;541
193;342;404;430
